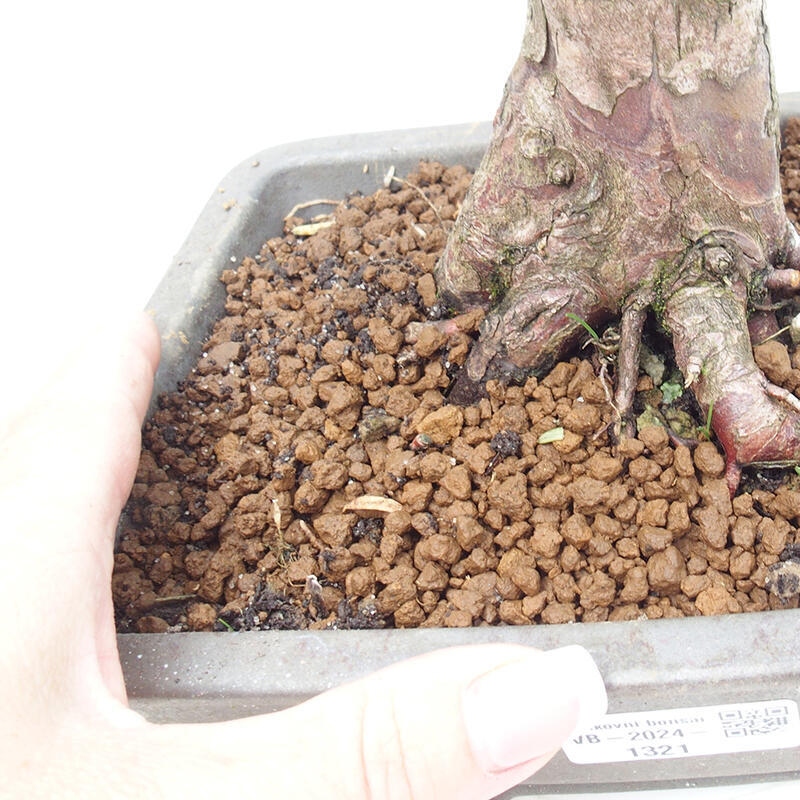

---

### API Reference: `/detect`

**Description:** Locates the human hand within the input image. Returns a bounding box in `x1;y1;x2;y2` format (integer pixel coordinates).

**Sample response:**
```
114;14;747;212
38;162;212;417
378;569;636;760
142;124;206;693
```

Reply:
0;313;607;798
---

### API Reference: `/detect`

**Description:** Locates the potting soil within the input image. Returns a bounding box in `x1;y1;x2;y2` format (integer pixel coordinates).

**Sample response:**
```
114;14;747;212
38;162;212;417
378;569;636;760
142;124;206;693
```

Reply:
113;119;800;632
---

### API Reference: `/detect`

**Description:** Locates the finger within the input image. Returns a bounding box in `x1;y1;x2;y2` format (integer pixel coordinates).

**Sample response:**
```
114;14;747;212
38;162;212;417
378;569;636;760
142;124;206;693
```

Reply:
0;312;160;717
135;644;606;800
0;311;160;533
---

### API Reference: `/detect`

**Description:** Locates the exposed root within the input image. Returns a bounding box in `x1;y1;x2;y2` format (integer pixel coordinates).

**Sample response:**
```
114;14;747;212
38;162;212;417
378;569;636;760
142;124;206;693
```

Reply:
434;0;799;494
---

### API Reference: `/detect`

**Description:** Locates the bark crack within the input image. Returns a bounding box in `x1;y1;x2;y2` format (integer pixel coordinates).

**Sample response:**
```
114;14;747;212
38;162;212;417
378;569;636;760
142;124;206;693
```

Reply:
438;0;800;490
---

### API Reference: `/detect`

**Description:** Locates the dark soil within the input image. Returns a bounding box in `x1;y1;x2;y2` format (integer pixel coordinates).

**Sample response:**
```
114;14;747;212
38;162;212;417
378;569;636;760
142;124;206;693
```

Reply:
114;119;800;633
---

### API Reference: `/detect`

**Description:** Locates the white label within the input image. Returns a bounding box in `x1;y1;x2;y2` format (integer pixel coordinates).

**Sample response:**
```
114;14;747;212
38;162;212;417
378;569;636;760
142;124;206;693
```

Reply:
563;699;800;765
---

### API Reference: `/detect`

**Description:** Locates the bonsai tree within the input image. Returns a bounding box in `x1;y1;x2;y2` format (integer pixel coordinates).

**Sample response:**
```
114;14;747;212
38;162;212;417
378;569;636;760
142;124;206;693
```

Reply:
435;0;800;494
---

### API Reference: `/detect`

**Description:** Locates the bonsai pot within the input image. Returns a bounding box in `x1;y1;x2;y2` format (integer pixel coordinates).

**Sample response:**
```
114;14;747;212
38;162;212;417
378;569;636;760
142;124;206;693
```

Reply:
119;94;800;795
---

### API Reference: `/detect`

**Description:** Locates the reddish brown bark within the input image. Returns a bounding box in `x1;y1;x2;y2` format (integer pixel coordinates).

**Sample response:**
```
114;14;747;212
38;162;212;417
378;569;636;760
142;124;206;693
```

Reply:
435;0;800;492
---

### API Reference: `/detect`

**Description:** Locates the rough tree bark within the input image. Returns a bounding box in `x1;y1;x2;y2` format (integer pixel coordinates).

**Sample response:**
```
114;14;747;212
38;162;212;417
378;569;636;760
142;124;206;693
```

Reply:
435;0;800;493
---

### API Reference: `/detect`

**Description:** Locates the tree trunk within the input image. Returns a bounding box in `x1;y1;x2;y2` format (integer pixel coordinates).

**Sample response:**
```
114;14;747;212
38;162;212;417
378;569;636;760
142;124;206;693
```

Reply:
435;0;800;493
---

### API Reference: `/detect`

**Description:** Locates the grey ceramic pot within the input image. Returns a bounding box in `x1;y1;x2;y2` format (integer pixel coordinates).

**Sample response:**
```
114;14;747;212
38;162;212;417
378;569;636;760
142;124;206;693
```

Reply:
120;94;800;795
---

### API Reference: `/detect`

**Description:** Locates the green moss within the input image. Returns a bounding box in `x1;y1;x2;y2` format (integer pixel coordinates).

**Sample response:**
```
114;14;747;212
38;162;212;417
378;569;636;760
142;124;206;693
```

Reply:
499;244;524;266
485;245;525;306
651;258;679;331
487;268;511;305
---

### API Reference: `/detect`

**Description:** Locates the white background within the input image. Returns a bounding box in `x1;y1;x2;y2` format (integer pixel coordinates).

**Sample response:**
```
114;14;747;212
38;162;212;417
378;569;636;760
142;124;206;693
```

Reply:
1;2;799;797
1;1;798;349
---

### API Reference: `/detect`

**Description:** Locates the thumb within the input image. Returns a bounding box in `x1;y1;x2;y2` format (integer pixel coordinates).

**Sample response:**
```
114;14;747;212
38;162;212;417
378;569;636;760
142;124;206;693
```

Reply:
140;643;606;799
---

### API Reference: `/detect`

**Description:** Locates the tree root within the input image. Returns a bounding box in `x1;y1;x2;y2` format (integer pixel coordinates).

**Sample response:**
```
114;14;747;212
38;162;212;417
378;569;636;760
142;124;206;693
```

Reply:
434;0;800;493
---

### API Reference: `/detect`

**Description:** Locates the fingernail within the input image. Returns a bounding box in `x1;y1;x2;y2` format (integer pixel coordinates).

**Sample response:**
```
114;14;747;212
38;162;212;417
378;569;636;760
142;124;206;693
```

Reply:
462;645;607;773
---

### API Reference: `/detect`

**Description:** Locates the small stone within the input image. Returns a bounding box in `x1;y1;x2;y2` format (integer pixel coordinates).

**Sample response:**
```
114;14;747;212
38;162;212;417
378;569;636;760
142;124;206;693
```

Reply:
417;273;437;307
562;514;593;548
394;599;426;627
552;573;578;603
637;525;673;556
454;516;491;551
695;585;741;616
551;429;584;453
398;480;434;512
207;340;244;366
673;445;695;477
345;566;376;597
680;573;710;599
615;538;640;559
293;483;330;515
628;457;662;483
570;477;609;514
579;572;617;610
186;602;218;631
508;563;542;596
446;588;484;618
759;517;789;555
540;602;576;624
497;548;530;578
377;532;400;563
754;340;792;384
415;533;462;565
414;326;448;358
593;514;623;542
770;487;800;521
376;580;417;614
530;522;562;558
418;452;452;481
444;608;474;627
369;320;404;354
698;479;732;516
323;383;363;429
312;514;354;548
647;546;687;595
411;512;438;537
731;517;757;549
666;501;692;535
440;464;473;500
693;505;729;549
487;473;533;521
417;406;464;445
562;402;602;435
415;562;449;592
640;499;669;527
498;600;530;625
693;442;725;477
213;432;241;465
358;412;402;443
585;453;624;482
310;459;350;490
384;385;418;417
638;424;670;452
294;438;322;464
135;615;170;633
617;437;645;459
729;549;756;580
381;510;411;538
619;566;649;603
522;592;548;618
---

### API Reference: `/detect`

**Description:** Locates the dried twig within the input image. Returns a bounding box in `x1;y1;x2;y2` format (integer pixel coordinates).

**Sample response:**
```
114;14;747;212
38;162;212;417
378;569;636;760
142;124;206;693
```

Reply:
383;166;444;228
284;198;341;219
